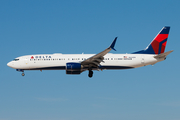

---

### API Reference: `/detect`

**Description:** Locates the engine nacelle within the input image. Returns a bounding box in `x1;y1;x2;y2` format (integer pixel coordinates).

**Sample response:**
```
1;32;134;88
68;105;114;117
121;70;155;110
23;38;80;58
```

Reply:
66;62;82;74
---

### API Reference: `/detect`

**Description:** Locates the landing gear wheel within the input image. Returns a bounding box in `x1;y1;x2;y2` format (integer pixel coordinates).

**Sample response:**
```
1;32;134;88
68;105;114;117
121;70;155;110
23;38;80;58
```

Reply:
22;73;25;76
88;70;93;78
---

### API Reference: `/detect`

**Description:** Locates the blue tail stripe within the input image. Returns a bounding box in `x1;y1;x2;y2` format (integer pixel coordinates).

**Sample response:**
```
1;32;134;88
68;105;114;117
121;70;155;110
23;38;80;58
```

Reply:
160;26;170;34
132;45;155;54
158;39;167;54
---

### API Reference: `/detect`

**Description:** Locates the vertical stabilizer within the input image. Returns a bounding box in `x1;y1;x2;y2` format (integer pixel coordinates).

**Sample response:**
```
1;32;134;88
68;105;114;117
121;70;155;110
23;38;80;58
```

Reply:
133;26;170;54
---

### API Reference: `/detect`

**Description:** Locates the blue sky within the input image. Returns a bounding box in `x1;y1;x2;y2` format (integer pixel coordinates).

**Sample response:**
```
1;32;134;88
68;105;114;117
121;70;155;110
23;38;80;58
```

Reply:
0;0;180;120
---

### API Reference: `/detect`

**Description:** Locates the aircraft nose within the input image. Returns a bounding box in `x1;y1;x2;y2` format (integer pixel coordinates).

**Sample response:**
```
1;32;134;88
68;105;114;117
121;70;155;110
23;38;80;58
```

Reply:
7;61;13;68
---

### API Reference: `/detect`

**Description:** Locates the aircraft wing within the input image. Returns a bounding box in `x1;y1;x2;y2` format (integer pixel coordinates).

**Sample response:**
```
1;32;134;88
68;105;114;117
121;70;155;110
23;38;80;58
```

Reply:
154;50;174;59
81;37;117;67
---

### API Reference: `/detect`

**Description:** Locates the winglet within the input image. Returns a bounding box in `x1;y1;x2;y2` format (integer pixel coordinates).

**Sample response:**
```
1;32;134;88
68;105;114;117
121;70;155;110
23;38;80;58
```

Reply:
109;37;117;51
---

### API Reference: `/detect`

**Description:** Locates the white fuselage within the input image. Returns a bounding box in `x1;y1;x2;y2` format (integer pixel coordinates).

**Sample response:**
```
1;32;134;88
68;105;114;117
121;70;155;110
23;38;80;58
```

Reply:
7;53;163;71
6;27;172;77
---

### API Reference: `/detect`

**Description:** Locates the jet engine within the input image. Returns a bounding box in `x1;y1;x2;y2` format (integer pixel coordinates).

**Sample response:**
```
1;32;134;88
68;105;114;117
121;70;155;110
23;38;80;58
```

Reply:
66;62;82;74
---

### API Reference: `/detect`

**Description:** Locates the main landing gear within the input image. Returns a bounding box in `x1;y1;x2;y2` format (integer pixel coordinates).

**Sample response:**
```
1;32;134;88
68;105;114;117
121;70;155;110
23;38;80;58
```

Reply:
88;70;93;78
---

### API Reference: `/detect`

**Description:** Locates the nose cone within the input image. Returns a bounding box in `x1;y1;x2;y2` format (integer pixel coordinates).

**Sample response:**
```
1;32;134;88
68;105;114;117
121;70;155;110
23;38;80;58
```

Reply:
7;61;13;68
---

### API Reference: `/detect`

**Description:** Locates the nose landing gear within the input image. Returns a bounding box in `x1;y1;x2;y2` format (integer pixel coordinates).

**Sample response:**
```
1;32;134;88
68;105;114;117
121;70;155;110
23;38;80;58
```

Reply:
21;72;25;76
16;69;25;76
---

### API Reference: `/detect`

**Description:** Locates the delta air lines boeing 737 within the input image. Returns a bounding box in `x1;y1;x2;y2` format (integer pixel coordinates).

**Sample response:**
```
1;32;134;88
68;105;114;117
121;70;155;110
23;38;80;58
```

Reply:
7;27;173;78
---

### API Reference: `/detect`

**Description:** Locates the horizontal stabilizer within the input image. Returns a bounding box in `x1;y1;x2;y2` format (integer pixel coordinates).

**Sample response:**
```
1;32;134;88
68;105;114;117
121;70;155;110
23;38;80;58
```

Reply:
154;50;173;59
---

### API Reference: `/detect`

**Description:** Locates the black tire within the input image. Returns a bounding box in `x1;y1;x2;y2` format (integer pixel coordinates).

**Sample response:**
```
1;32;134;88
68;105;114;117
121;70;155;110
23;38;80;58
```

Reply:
22;73;25;76
88;70;93;78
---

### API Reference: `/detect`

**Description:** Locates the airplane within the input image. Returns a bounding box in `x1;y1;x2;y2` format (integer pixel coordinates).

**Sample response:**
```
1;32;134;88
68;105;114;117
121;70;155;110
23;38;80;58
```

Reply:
7;26;173;78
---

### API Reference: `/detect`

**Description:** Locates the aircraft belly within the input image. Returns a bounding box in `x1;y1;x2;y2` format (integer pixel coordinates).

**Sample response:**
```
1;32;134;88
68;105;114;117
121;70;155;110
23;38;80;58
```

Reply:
98;66;134;70
26;61;66;70
98;60;140;70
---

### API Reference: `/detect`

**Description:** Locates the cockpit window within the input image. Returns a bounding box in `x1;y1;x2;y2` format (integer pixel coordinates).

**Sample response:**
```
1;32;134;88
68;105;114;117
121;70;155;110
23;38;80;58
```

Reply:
13;59;19;61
